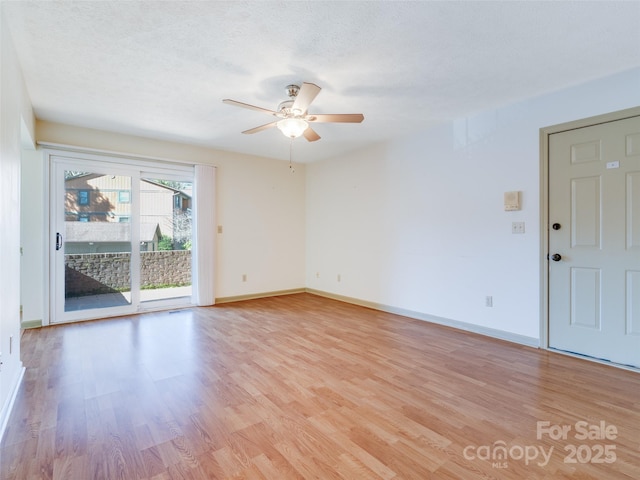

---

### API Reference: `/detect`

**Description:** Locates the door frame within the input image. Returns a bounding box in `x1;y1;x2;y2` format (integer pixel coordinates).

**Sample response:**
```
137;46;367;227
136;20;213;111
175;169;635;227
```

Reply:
539;106;640;353
44;147;196;325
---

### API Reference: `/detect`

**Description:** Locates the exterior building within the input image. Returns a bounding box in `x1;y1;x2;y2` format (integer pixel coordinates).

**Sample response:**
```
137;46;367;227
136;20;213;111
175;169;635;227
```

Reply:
64;175;191;251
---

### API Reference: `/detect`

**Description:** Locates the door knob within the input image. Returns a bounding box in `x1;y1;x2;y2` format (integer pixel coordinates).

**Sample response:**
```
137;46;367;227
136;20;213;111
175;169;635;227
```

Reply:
552;223;561;230
551;253;562;262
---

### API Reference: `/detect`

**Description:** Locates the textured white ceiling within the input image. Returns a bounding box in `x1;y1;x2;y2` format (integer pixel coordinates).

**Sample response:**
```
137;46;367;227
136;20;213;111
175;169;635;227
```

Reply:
2;1;640;162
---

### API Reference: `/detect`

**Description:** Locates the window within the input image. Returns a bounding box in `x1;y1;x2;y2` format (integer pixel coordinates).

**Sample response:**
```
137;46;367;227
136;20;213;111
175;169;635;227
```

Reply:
118;216;130;223
78;190;89;205
78;213;89;222
118;190;131;203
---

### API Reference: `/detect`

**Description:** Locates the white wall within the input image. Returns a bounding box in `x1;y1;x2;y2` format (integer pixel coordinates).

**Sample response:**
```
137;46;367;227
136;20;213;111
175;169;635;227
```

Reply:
306;68;640;342
0;10;34;436
34;121;306;302
20;148;44;325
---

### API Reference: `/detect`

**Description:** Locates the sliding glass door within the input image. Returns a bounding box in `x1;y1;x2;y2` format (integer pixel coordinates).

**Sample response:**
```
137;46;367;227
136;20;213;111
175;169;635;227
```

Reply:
139;176;193;304
62;170;134;313
50;154;194;323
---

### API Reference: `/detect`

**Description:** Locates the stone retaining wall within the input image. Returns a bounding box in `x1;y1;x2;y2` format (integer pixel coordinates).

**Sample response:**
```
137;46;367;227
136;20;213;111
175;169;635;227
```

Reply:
65;251;191;297
140;251;191;287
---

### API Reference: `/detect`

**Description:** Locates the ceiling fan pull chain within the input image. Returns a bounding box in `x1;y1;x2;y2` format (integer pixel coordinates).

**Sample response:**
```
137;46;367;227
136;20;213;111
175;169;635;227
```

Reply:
289;138;295;174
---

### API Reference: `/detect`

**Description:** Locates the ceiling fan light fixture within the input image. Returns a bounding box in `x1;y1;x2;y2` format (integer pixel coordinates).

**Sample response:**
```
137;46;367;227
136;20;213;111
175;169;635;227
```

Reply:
223;82;364;143
277;117;308;138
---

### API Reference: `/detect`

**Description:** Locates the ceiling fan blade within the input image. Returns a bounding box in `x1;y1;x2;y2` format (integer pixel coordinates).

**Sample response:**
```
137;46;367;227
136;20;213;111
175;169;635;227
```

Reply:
223;99;276;116
307;113;364;123
303;127;321;142
292;82;321;113
242;121;278;134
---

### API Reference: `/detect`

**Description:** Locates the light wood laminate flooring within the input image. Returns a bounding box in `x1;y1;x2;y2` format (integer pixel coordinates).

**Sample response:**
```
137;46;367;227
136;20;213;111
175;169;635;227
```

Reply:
1;293;639;479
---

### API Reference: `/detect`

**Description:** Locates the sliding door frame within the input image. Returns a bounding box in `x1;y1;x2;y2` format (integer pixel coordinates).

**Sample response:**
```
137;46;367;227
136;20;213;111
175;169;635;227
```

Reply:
45;148;197;325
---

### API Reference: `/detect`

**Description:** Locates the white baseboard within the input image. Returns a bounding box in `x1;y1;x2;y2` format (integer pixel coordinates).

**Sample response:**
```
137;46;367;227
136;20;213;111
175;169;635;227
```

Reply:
306;289;540;348
21;319;42;329
0;363;25;443
215;288;306;304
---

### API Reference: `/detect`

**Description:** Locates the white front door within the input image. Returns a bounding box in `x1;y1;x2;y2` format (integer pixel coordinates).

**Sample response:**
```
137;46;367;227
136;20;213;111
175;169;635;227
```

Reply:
548;115;640;368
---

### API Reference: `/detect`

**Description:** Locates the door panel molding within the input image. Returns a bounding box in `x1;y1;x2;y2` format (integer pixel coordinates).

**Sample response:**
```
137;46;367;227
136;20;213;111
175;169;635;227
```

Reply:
570;267;601;329
570;176;601;248
627;172;640;249
627;270;640;336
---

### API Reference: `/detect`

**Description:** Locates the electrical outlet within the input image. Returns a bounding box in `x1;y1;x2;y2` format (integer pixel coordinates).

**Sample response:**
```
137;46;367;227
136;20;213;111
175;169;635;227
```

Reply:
485;296;493;307
512;222;525;234
337;274;341;282
242;274;247;282
316;272;320;278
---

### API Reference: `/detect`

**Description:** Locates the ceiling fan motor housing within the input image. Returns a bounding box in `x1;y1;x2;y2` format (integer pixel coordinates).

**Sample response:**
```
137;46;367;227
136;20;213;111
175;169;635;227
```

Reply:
277;99;296;117
279;84;303;117
285;84;300;98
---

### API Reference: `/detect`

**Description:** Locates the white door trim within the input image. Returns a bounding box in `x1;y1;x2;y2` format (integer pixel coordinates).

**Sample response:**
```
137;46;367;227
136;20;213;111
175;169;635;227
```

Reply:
539;106;640;352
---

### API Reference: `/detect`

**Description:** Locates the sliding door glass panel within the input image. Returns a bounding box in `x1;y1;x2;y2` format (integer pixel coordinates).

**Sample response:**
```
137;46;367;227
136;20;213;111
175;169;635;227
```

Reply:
139;178;193;304
64;172;132;312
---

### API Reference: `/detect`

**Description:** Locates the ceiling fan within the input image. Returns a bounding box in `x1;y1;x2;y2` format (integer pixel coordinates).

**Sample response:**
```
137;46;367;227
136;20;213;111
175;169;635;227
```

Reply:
223;82;364;142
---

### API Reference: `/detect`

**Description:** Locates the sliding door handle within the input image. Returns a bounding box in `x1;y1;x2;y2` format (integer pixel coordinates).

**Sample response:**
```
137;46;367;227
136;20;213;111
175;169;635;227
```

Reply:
56;232;63;251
